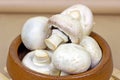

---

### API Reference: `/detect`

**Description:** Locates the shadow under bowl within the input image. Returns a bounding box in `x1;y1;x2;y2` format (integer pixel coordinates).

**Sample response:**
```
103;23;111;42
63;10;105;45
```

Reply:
7;32;113;80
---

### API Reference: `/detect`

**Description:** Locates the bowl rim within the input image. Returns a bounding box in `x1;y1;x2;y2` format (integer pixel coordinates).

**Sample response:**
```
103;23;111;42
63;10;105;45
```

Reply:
8;32;112;79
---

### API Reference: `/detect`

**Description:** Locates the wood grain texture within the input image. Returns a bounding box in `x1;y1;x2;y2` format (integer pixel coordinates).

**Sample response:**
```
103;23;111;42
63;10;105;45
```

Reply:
110;77;115;80
6;32;113;80
0;72;9;80
112;68;120;80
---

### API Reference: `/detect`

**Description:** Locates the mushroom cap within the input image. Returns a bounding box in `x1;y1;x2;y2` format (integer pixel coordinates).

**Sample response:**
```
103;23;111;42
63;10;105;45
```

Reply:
22;50;50;74
61;4;93;36
52;43;91;74
22;50;60;76
48;14;83;44
80;36;102;68
21;16;51;50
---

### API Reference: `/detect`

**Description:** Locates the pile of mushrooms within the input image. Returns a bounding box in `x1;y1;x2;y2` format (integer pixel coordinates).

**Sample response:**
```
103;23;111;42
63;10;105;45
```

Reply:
21;4;102;76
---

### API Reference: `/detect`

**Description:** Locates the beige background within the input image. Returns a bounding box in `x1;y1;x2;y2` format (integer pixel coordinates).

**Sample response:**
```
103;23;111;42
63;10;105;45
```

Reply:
0;0;120;14
0;0;120;77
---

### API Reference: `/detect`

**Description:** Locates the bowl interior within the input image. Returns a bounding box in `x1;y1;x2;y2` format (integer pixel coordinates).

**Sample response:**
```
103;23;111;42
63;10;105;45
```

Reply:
18;43;30;61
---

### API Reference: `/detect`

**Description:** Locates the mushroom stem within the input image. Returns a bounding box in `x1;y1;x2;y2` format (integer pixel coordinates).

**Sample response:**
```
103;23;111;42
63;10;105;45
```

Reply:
22;50;61;76
60;71;69;76
45;29;68;50
33;50;51;66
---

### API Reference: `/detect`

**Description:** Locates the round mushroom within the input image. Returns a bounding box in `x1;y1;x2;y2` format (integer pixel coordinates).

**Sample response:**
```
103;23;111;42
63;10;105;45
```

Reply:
21;16;51;50
52;43;91;74
45;14;83;50
22;50;60;76
61;4;94;36
80;36;102;68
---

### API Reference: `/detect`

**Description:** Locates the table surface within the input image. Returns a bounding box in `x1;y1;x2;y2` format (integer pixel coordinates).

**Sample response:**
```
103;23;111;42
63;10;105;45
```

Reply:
0;13;120;76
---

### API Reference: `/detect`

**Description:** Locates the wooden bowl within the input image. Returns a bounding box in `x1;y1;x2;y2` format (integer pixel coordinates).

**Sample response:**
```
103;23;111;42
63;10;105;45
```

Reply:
7;32;113;80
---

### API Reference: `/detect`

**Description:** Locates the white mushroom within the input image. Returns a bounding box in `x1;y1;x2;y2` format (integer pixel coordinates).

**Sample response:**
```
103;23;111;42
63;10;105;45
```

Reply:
22;50;60;76
45;14;83;50
21;16;51;50
61;4;94;36
52;43;91;74
80;36;102;68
